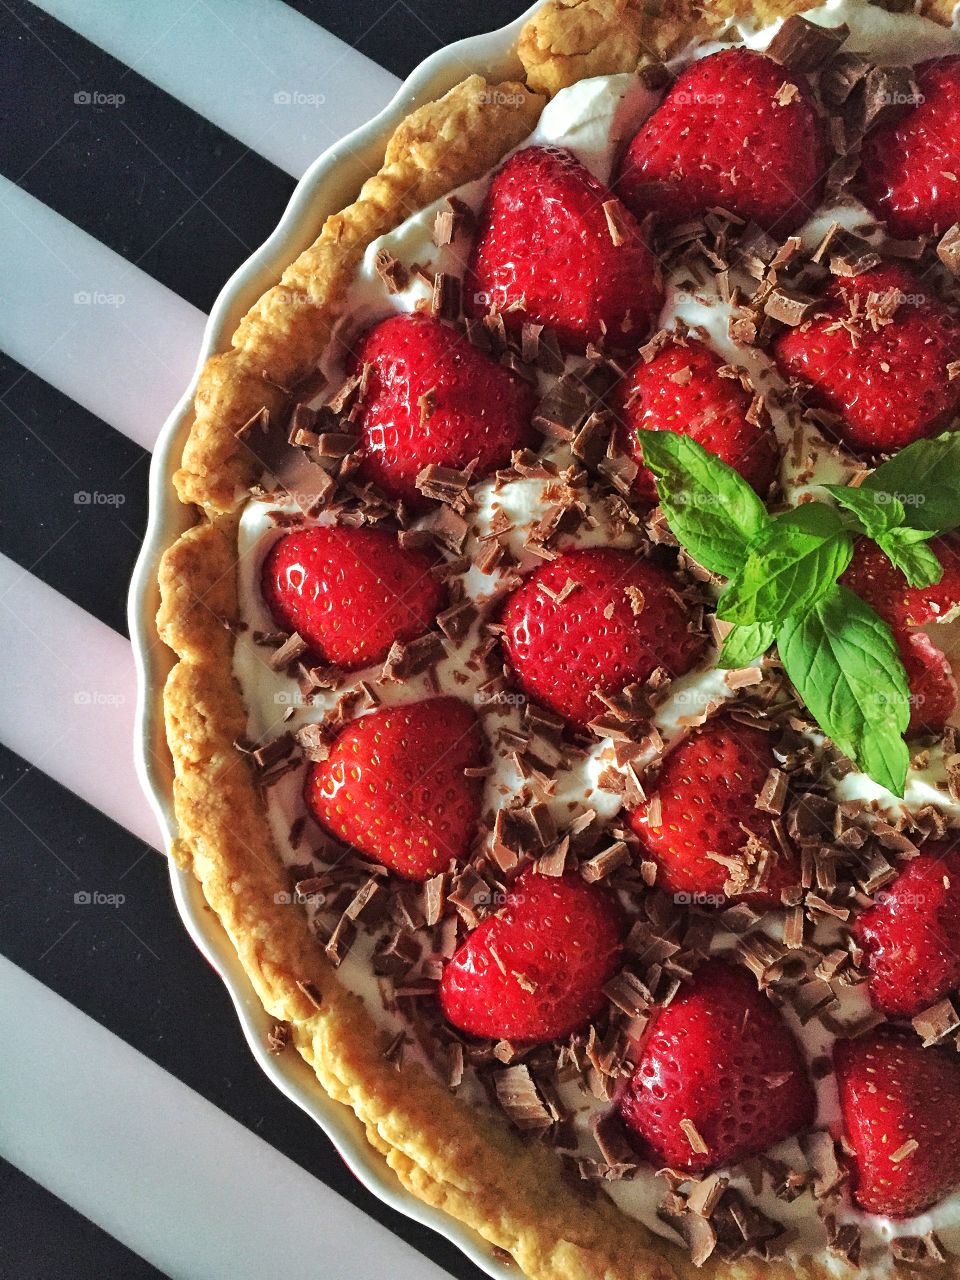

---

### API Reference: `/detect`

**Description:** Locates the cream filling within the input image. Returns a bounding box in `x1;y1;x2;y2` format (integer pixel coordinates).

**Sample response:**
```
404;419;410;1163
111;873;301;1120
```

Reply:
233;5;960;1266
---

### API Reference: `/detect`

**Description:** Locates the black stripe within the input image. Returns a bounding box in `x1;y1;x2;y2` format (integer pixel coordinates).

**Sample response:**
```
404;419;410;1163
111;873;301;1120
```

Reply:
0;1157;168;1280
1;1;296;314
280;0;533;79
0;351;147;638
0;743;490;1280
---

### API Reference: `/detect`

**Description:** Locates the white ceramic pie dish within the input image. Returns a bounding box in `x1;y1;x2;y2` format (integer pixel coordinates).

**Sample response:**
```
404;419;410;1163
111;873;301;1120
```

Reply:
127;7;545;1277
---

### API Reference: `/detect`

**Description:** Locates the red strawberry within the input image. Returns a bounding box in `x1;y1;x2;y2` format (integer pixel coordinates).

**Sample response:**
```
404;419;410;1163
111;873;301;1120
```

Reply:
352;312;536;507
304;698;485;881
835;1026;960;1218
629;715;800;906
840;536;960;734
440;869;623;1042
500;547;705;730
262;526;442;671
613;337;779;506
853;844;960;1017
464;145;664;353
860;57;960;238
773;263;960;454
617;49;827;234
619;961;816;1173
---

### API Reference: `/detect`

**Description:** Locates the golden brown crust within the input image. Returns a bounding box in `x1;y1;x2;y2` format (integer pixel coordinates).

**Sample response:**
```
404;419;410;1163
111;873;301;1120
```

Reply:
156;6;960;1279
518;0;959;95
173;75;543;517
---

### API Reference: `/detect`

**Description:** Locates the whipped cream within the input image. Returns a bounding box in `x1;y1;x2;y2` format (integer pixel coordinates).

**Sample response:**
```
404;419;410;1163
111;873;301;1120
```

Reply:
233;4;960;1268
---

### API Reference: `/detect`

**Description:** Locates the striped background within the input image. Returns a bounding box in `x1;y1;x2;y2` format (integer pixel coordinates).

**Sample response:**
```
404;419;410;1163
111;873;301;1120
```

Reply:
0;3;530;1276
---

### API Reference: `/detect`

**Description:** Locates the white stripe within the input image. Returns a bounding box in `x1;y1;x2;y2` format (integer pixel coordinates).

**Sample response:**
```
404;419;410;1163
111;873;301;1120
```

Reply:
30;0;401;179
0;178;205;453
0;956;455;1280
0;552;156;847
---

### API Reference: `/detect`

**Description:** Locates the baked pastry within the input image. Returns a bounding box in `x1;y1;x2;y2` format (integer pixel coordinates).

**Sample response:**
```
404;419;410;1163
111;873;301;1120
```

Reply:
156;2;960;1277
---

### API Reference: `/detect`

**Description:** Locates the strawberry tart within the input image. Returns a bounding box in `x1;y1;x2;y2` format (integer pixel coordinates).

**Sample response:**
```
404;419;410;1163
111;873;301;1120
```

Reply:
157;1;960;1277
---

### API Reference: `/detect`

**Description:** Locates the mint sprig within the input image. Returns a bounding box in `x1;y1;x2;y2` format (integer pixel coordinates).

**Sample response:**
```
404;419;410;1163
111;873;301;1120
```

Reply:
636;430;960;796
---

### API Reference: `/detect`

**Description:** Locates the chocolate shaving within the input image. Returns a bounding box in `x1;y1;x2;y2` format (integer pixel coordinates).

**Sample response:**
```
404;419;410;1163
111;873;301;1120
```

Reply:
766;16;849;70
296;978;323;1009
373;247;409;294
912;997;960;1046
268;631;309;671
938;223;960;278
494;1065;554;1130
381;632;445;681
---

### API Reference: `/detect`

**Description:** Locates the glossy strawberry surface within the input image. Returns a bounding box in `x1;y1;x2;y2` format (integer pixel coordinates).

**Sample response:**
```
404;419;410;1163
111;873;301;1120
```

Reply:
773;264;960;454
629;714;800;906
617;49;827;234
262;525;442;670
619;961;816;1173
500;547;705;730
352;312;536;507
860;57;960;238
465;145;664;352
613;337;779;505
836;1026;960;1218
440;869;624;1042
853;843;960;1017
305;698;485;881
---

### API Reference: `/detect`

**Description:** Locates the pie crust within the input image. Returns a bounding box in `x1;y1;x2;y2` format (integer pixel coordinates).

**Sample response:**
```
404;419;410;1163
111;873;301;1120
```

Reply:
156;4;960;1278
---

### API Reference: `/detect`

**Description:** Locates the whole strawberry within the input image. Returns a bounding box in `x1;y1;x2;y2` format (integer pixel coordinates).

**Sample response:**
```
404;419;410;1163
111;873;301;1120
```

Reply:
619;961;816;1173
617;49;826;234
304;698;485;881
853;844;960;1017
773;263;960;454
500;547;705;730
440;869;623;1042
836;1026;960;1217
860;56;960;237
262;526;442;671
465;145;664;353
613;337;779;506
352;312;536;507
840;536;960;734
629;715;800;906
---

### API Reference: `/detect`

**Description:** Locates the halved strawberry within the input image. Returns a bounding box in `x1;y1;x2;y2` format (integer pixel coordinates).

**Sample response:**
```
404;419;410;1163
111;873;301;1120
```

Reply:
619;960;816;1174
836;1026;960;1218
464;145;664;353
773;263;960;454
629;714;800;906
617;49;827;234
853;843;960;1017
352;312;536;507
439;869;624;1042
262;526;442;671
304;698;485;881
860;56;960;238
500;547;706;730
612;336;779;506
840;536;960;734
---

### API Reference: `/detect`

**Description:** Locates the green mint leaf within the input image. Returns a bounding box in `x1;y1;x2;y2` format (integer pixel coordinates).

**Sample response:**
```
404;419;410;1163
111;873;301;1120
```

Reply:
636;429;769;578
862;431;960;533
823;484;905;541
874;527;944;588
777;585;910;796
716;621;776;669
717;503;853;626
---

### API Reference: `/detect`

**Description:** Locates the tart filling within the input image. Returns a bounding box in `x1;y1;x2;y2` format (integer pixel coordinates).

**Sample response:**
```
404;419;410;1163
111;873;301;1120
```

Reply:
203;0;960;1272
